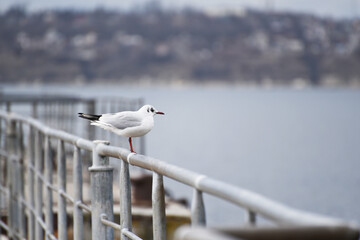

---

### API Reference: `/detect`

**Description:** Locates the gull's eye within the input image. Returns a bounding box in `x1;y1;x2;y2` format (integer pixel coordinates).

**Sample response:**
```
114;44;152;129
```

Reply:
151;108;154;112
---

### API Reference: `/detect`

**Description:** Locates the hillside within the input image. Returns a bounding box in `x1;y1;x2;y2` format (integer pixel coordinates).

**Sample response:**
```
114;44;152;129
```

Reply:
1;5;360;86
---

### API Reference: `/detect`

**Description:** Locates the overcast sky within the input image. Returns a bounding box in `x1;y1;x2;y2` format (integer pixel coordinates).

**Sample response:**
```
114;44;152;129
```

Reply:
0;0;358;19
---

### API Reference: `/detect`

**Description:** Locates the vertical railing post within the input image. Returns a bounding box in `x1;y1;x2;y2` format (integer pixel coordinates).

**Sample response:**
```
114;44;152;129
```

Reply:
57;140;67;240
6;118;19;238
191;189;206;226
89;141;114;240
6;102;11;113
0;116;2;148
27;126;35;240
86;100;96;140
17;122;26;238
84;99;96;167
44;135;53;240
120;157;132;240
34;130;44;240
152;172;166;240
32;101;38;119
138;98;146;155
245;210;256;225
73;146;84;240
0;118;3;238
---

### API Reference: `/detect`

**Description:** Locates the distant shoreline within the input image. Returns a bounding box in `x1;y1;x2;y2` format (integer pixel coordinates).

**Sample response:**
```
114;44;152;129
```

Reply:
1;8;359;87
2;78;360;91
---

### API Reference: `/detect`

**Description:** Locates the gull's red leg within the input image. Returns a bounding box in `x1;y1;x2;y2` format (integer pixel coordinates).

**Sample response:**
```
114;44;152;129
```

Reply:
129;137;136;153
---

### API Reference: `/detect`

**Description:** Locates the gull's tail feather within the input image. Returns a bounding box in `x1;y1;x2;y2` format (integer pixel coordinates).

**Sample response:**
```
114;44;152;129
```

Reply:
78;113;102;121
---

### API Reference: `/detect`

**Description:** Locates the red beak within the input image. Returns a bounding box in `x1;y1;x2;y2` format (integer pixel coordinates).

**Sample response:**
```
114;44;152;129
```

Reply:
156;111;165;115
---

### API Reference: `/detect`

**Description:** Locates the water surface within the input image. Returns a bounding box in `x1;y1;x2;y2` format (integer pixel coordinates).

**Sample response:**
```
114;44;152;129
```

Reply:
4;85;360;226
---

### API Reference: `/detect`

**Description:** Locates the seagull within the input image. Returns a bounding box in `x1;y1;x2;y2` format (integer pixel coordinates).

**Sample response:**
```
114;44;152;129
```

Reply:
78;105;164;153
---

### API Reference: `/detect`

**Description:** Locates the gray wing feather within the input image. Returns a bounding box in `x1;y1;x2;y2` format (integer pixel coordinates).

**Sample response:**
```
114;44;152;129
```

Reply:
99;113;142;130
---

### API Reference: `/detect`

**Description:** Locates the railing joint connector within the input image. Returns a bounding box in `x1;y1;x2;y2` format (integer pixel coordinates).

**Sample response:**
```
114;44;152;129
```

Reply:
58;189;65;195
88;165;114;172
75;200;82;207
100;213;108;220
195;175;207;189
127;152;136;164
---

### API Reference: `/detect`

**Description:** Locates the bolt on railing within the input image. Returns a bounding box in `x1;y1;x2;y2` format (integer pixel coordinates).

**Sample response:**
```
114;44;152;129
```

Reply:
0;110;359;240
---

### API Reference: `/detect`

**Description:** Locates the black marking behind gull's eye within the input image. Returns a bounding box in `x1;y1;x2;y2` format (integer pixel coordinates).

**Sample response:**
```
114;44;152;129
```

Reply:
147;108;150;112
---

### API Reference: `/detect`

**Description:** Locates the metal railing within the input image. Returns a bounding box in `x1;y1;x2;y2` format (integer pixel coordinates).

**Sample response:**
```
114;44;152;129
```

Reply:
0;110;359;240
0;93;145;154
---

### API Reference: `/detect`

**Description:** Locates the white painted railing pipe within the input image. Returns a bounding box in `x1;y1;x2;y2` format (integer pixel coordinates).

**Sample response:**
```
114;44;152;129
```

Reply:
0;110;358;240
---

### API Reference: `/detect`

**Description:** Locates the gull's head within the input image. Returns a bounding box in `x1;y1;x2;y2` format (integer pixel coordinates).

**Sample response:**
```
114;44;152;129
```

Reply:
139;105;165;116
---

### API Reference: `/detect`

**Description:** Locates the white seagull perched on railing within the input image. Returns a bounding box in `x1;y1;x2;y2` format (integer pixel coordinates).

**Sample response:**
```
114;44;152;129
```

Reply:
78;105;164;153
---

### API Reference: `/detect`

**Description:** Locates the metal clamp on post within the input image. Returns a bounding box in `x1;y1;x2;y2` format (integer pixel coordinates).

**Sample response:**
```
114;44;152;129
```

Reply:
126;152;136;165
89;140;114;240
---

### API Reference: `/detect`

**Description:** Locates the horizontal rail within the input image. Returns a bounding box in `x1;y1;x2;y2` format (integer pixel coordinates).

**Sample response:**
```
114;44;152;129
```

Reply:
0;221;27;240
175;225;360;240
77;202;91;213
96;144;359;229
28;161;80;207
122;229;144;240
217;225;360;240
59;189;75;204
0;110;359;237
19;198;57;240
0;220;10;232
0;185;9;194
36;215;57;240
101;214;122;231
0;94;90;103
0;111;94;151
